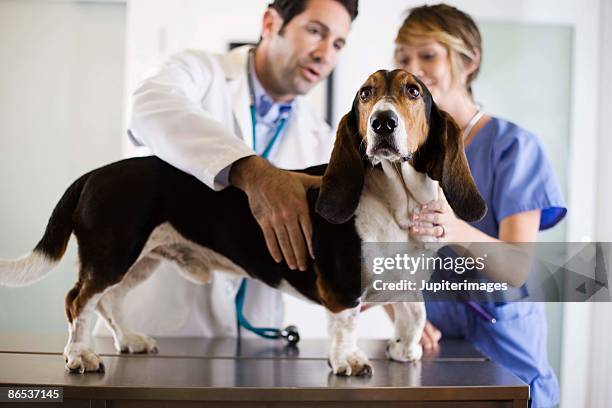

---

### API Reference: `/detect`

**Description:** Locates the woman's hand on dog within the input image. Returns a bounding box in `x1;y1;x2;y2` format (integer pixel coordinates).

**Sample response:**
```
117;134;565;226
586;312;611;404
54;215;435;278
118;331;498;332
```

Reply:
420;320;442;350
230;155;321;271
409;187;463;242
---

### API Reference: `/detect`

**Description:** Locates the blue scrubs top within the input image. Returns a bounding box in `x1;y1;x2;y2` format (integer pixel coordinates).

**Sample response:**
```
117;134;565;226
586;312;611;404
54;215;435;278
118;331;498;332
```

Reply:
425;117;567;408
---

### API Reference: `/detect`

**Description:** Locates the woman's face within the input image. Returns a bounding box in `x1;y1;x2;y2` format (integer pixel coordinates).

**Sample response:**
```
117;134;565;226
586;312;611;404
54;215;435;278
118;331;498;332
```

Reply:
394;38;462;108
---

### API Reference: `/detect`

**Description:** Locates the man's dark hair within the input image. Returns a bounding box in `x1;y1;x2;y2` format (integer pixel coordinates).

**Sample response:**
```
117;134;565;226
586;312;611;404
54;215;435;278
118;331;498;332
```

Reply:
268;0;359;30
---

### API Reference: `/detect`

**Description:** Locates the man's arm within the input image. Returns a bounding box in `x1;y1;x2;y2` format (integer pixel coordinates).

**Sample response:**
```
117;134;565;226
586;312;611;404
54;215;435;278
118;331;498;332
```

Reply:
129;51;321;269
129;50;254;190
231;156;321;271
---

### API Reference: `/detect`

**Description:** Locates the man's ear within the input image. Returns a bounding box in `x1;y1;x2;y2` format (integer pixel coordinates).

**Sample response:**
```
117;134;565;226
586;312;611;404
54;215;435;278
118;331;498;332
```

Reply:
261;8;283;39
316;99;365;224
412;101;486;222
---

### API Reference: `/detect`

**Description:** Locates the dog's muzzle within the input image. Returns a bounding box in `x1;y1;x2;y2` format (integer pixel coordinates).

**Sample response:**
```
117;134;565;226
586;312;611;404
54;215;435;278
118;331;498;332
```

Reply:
369;110;401;160
370;110;398;136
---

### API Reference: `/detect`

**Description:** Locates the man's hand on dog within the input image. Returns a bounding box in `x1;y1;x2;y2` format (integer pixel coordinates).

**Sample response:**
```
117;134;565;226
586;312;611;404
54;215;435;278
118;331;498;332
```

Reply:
231;156;321;271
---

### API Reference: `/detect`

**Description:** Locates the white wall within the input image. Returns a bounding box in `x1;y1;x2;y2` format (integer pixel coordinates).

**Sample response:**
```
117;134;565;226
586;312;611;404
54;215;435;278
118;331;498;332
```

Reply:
0;0;126;332
588;1;612;406
595;0;612;242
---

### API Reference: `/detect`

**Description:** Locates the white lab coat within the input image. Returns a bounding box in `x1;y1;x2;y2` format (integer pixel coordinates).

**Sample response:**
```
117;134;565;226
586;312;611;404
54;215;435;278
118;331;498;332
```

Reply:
93;46;334;337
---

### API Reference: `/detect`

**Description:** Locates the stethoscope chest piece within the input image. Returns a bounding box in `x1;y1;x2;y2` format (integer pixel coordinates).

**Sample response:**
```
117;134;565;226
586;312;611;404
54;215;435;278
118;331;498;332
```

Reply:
281;325;300;344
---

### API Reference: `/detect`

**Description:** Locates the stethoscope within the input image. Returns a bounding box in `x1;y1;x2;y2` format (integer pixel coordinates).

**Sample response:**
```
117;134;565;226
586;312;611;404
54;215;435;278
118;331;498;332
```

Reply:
234;48;300;345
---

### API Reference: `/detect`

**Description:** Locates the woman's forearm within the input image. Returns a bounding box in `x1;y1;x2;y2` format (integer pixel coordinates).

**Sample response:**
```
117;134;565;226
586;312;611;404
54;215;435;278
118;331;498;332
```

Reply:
449;221;535;287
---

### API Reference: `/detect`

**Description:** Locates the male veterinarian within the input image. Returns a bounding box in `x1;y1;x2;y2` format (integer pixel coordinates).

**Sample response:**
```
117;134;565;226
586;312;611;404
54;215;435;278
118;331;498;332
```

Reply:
93;0;359;337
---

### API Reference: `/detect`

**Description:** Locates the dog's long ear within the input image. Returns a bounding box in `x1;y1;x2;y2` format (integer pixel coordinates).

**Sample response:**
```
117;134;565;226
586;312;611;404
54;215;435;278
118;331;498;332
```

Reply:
316;100;365;224
412;101;486;222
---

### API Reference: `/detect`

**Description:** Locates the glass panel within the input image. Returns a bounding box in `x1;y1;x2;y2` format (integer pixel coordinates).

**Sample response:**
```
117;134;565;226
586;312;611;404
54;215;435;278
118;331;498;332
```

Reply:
0;1;126;332
474;22;572;242
474;21;573;379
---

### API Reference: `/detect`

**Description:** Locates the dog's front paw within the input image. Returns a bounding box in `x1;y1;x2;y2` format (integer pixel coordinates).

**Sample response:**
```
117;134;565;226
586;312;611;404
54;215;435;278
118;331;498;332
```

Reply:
116;332;158;354
64;343;105;374
328;348;373;376
386;339;423;362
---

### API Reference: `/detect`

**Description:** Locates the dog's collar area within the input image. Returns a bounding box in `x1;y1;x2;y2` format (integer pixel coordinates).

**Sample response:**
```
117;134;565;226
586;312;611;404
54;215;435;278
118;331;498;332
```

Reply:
400;152;413;162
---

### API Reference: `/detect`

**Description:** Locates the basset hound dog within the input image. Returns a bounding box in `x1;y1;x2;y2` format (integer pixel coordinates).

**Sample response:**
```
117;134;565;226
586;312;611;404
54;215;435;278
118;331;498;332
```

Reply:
0;69;485;376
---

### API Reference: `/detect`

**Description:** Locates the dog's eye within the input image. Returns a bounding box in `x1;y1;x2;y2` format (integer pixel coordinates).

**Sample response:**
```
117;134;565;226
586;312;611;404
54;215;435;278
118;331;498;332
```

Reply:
405;85;420;99
359;87;372;101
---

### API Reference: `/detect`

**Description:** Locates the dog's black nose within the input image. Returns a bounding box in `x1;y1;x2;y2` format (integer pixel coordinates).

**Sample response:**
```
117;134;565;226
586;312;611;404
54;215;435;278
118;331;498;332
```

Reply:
370;110;398;135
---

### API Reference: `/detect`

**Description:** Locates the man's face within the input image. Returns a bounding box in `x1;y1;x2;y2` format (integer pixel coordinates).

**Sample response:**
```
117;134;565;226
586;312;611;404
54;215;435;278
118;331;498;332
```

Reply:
262;0;352;98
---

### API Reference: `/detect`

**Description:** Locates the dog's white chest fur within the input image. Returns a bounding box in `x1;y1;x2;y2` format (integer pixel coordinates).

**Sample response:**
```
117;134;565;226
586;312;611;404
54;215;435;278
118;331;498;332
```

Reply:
355;161;438;242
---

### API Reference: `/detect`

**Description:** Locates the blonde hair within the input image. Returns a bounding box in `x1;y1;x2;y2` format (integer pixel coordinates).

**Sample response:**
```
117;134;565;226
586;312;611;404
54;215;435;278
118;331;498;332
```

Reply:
395;4;482;95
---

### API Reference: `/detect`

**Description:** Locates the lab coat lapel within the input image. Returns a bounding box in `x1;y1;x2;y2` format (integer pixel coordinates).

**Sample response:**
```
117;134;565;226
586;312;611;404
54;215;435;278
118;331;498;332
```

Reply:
219;46;254;148
228;75;253;148
218;46;333;168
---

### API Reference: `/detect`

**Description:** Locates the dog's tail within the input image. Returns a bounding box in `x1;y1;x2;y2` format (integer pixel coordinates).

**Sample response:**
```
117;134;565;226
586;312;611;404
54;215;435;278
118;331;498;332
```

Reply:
0;173;90;287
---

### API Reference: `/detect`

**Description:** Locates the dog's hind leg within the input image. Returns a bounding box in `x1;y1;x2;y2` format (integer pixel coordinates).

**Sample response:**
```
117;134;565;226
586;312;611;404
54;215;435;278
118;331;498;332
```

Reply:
63;277;107;373
95;256;159;354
